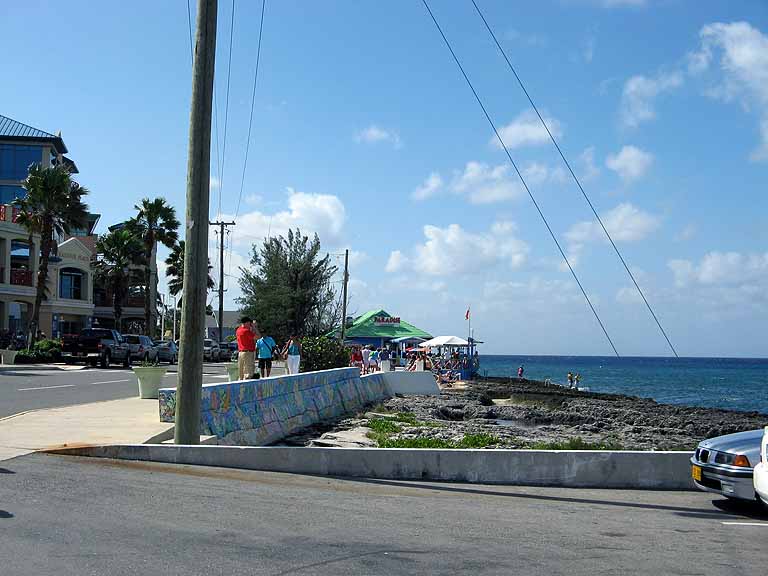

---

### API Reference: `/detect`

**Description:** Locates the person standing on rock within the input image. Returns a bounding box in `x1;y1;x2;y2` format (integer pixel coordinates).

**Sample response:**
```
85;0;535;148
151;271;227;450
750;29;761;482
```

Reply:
518;365;524;379
567;372;574;388
574;373;581;388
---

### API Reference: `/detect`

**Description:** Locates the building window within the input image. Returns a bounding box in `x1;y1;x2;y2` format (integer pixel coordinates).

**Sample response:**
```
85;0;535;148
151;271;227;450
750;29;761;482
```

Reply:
59;268;84;300
0;185;27;205
0;144;43;181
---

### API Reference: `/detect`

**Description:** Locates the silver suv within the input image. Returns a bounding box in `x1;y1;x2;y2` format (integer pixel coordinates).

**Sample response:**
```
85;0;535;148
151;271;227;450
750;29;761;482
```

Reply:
124;334;159;363
203;339;221;362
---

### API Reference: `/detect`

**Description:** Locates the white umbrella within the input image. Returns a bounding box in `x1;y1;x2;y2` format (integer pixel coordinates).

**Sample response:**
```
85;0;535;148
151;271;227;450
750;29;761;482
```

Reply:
421;335;470;347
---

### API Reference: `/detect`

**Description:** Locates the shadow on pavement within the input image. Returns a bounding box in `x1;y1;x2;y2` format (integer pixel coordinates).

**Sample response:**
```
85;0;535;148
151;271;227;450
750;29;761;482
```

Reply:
0;510;13;519
270;549;430;576
340;477;765;520
0;467;16;474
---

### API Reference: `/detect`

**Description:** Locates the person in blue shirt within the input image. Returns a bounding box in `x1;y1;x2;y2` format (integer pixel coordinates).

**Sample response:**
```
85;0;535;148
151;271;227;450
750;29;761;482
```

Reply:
257;334;276;377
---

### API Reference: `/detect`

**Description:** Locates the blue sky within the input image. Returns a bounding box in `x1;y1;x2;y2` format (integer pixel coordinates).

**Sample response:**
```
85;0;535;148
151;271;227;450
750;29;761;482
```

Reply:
3;0;767;356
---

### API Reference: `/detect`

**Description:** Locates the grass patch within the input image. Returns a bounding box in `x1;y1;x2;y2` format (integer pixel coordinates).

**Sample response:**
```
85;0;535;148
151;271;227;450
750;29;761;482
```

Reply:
527;437;624;450
368;403;393;415
371;432;501;449
367;418;402;434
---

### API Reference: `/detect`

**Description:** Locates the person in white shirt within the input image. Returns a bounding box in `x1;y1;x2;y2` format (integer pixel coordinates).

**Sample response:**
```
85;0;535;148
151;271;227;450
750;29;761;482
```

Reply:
361;346;371;374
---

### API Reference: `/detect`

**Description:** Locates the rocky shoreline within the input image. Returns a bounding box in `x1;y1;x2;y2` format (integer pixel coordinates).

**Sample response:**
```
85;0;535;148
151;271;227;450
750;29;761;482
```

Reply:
279;376;768;450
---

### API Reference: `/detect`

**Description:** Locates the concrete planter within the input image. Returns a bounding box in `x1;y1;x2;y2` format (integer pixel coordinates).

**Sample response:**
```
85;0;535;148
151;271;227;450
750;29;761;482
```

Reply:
0;349;19;365
225;362;240;381
133;366;168;399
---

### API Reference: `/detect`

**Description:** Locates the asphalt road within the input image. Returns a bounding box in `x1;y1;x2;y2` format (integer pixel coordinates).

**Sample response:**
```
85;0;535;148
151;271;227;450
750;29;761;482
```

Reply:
1;453;766;576
0;363;230;418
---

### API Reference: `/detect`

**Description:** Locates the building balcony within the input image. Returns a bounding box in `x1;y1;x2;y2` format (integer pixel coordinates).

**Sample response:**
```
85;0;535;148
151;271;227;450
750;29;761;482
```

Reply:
10;268;33;286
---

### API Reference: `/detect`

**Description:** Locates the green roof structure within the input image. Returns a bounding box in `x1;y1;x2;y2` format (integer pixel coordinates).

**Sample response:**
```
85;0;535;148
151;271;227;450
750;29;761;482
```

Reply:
334;309;432;341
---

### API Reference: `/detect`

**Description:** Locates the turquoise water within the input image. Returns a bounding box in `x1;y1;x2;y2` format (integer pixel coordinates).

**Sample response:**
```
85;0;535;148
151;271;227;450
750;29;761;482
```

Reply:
480;355;768;414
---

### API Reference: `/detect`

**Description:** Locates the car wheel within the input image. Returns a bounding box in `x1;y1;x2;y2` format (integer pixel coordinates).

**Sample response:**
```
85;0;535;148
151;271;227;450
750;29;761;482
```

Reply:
144;353;149;362
171;355;177;365
123;354;131;368
101;352;110;369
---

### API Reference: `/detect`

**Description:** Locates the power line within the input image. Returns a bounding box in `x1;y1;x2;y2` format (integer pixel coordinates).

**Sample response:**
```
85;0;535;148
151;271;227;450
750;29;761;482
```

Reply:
228;0;266;280
470;0;678;358
421;0;619;357
235;0;266;220
219;0;236;218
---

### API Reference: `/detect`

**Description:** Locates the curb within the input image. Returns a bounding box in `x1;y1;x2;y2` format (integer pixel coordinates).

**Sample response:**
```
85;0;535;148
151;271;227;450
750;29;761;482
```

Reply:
46;444;697;490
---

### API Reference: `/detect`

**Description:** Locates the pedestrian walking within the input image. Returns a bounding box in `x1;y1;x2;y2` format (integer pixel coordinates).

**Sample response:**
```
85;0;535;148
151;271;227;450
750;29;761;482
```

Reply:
361;346;371;374
235;316;259;380
256;333;276;378
379;347;391;372
282;335;302;375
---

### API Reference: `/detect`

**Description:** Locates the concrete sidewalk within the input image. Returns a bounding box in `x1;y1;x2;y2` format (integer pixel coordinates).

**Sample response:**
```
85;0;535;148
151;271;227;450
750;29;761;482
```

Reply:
0;363;87;372
0;397;172;462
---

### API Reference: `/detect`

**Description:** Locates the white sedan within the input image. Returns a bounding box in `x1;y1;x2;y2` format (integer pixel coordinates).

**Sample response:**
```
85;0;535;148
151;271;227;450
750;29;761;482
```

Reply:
754;426;768;507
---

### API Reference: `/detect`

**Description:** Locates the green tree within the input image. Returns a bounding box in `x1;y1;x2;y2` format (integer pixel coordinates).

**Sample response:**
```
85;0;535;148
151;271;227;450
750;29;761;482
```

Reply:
13;164;89;342
164;240;215;299
94;229;144;332
237;229;340;344
128;198;180;337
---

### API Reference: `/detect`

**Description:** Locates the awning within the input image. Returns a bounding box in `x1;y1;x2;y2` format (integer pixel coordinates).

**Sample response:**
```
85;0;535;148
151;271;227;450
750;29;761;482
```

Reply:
391;336;427;343
421;335;470;347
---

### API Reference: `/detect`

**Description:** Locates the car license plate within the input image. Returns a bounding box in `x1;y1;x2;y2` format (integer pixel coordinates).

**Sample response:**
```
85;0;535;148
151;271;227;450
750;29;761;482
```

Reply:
692;465;702;482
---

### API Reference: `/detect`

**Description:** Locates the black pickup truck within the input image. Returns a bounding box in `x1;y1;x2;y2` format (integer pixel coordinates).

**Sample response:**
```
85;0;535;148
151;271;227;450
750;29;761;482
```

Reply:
61;328;132;368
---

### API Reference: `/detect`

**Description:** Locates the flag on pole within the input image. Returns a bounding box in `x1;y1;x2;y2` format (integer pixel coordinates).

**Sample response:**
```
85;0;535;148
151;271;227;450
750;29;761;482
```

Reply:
465;307;470;321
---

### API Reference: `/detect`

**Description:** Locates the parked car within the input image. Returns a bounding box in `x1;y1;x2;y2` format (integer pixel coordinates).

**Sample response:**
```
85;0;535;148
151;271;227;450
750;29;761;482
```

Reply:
203;339;221;362
690;429;764;502
754;427;768;507
220;342;235;361
61;328;131;368
226;341;238;361
155;340;178;364
124;335;159;363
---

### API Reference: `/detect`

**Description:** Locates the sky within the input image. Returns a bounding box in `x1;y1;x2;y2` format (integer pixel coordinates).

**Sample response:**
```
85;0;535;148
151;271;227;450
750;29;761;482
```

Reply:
2;0;767;357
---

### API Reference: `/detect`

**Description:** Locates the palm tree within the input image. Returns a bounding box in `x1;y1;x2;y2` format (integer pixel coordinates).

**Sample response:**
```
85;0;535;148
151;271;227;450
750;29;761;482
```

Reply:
13;164;89;342
165;240;215;302
129;198;179;337
95;229;144;332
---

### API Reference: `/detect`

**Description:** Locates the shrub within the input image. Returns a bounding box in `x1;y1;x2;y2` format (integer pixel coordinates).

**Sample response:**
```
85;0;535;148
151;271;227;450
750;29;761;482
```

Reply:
14;350;43;364
528;437;624;450
300;336;348;373
32;338;62;361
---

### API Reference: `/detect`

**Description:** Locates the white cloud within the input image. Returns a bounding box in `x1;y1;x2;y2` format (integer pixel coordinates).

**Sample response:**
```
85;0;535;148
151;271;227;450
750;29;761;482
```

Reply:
412;172;443;201
355;125;402;148
688;22;768;161
385;250;406;273
210;176;221;189
605;145;653;183
493;110;562;150
244;193;262;206
386;222;529;277
674;224;697;242
619;72;683;128
565;203;660;267
669;251;768;287
452;161;522;204
579;146;600;180
227;189;346;249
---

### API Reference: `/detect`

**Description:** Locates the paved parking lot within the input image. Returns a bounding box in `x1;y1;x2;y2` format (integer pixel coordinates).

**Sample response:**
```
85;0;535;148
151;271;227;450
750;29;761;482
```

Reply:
0;363;230;418
1;452;766;576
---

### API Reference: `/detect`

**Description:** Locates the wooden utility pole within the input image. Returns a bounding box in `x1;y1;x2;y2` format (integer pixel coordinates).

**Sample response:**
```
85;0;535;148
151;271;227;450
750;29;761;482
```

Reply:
340;249;349;342
210;220;235;341
175;0;218;445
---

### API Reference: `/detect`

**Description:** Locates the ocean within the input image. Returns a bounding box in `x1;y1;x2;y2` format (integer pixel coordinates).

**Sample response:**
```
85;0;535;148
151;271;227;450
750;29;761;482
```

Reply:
479;355;768;414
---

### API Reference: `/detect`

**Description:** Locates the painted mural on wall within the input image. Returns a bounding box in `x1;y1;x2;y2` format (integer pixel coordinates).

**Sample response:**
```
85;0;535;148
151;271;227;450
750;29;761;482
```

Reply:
159;367;389;446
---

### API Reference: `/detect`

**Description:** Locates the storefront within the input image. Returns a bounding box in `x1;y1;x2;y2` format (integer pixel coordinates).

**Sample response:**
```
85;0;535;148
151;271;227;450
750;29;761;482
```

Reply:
332;309;432;349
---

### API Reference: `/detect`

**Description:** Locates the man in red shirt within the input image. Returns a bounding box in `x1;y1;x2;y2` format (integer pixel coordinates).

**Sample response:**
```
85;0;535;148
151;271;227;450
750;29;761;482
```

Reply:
236;316;260;380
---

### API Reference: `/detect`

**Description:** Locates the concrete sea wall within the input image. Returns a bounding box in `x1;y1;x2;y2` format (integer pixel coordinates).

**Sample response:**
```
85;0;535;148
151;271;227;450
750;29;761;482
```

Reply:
49;444;695;490
158;368;392;446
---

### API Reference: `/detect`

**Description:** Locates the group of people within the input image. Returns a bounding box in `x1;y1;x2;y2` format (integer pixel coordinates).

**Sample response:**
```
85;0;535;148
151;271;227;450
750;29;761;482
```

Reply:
566;371;581;388
349;345;392;374
235;316;303;380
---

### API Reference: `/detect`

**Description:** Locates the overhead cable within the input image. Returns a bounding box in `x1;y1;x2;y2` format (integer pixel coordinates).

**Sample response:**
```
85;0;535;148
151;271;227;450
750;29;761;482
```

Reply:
470;0;678;357
421;0;619;357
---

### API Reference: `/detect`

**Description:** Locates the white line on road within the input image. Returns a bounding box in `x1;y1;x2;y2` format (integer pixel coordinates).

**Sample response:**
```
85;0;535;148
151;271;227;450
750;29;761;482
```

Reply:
721;522;768;527
85;379;131;386
17;384;76;391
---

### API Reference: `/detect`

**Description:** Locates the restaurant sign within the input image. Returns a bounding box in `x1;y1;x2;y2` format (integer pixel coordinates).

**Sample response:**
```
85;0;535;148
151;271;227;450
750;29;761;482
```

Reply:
374;316;400;326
